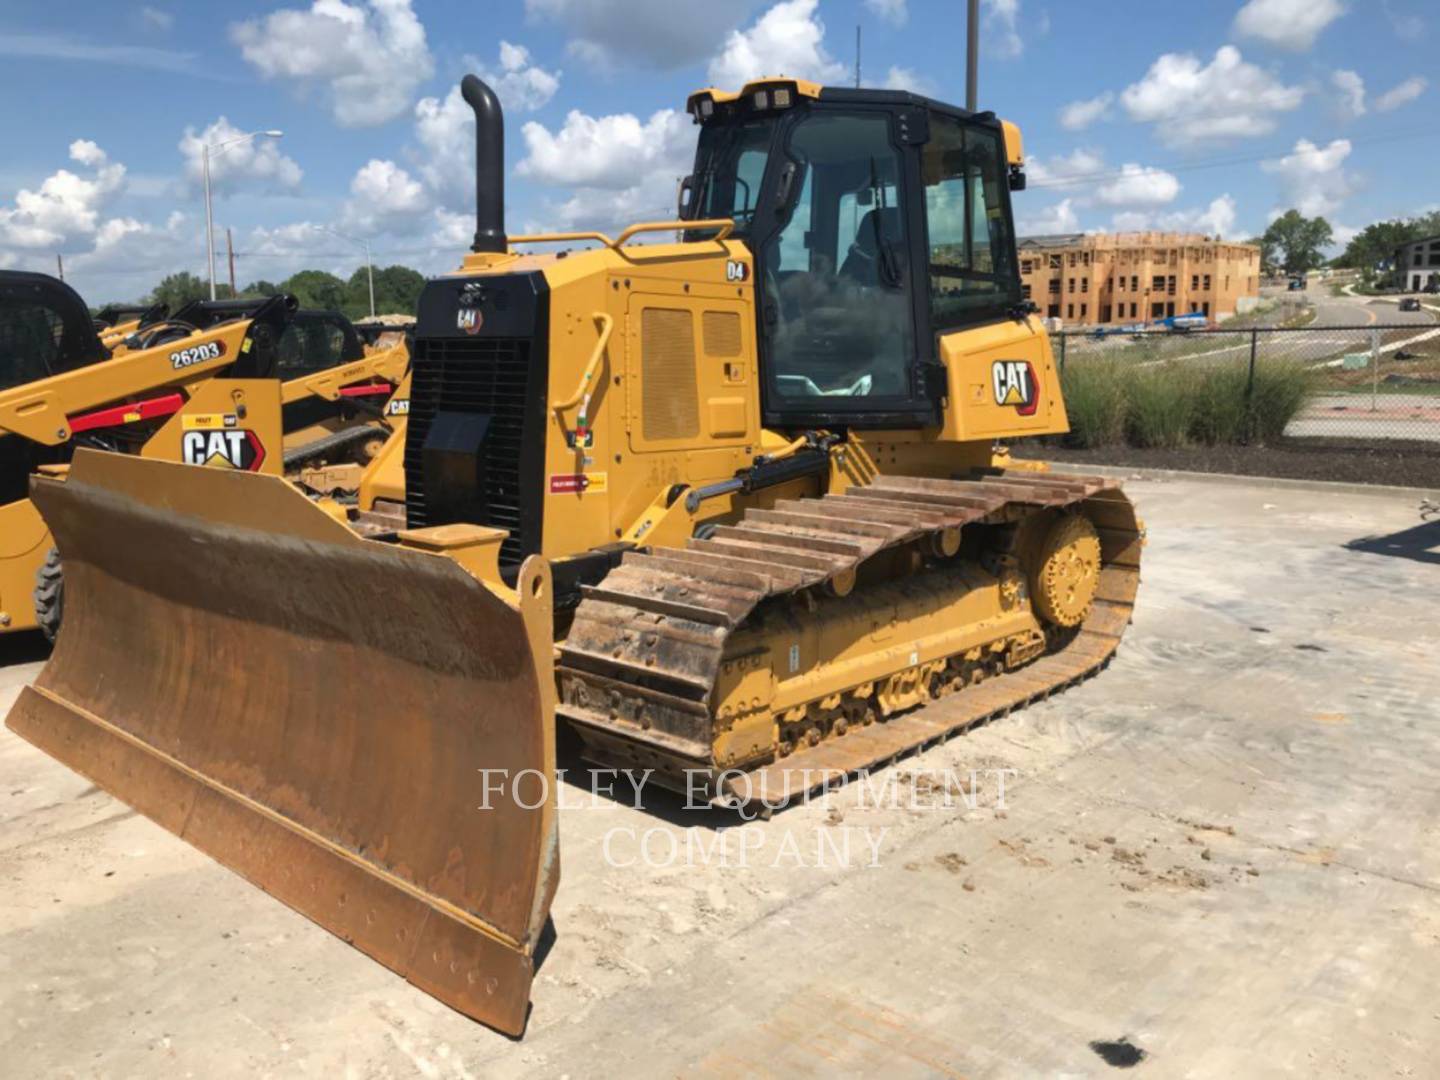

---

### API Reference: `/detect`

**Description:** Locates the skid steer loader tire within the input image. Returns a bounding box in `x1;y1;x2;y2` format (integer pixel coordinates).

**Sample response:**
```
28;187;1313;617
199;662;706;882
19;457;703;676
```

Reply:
32;546;63;643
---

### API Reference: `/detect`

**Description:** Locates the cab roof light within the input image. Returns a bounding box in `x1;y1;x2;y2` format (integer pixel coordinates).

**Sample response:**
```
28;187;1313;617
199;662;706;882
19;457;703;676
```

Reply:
773;87;792;108
753;89;769;110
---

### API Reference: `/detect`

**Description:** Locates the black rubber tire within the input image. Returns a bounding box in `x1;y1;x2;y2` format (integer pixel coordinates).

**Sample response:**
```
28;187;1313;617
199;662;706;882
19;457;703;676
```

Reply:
33;546;64;644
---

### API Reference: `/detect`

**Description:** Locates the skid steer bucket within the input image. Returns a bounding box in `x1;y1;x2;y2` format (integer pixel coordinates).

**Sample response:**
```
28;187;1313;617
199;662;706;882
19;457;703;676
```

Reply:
6;450;558;1036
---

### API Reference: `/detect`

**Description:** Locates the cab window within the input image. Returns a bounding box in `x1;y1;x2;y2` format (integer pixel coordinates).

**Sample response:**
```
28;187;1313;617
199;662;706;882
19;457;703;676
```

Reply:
922;115;1020;328
760;111;915;402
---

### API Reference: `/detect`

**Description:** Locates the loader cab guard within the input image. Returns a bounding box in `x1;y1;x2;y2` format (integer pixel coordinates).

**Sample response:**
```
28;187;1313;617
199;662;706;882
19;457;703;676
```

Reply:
0;271;110;390
680;87;1024;431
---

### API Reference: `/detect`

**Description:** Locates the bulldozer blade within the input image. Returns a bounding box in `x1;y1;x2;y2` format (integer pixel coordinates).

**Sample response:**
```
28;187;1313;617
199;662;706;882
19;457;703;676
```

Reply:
6;450;558;1037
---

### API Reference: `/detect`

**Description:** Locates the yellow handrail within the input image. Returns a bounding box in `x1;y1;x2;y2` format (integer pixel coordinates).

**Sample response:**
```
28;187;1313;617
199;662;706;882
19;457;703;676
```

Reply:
552;314;613;447
614;218;734;247
509;231;615;249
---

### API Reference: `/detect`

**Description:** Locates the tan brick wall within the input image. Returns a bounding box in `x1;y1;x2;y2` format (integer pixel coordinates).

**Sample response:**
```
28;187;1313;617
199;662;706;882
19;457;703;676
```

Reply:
1017;232;1261;326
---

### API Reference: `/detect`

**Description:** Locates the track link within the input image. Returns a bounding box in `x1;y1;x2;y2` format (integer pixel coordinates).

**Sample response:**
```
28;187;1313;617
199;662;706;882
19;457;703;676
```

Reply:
557;468;1142;803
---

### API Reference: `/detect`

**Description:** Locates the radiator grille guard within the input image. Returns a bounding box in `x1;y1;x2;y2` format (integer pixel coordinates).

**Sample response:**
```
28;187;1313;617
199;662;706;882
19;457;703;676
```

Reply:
404;272;549;568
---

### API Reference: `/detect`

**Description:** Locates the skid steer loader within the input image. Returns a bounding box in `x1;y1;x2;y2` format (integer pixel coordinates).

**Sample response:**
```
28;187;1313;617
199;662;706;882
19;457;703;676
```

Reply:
0;273;408;639
7;75;1141;1035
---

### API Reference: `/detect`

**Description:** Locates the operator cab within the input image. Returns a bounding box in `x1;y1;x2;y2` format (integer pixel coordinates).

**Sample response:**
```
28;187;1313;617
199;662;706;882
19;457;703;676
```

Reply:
679;80;1026;429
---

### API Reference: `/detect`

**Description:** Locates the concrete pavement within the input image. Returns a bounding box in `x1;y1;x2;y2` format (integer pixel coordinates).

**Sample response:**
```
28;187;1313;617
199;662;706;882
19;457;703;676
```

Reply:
2;475;1439;1076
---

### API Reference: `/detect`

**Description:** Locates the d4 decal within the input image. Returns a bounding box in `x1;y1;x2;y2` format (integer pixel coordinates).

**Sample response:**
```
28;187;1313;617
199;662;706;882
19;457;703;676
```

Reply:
991;359;1039;417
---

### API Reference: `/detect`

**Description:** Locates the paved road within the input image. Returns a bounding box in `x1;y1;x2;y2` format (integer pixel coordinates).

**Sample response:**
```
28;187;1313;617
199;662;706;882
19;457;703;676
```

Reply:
3;475;1439;1076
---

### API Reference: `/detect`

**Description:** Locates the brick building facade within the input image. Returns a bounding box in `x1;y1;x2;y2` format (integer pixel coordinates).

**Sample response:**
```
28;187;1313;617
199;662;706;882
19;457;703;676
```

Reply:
1017;232;1261;326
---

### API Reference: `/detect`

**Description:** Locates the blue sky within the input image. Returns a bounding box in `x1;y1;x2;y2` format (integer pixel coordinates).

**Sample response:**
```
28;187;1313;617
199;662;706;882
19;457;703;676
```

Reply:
0;0;1434;302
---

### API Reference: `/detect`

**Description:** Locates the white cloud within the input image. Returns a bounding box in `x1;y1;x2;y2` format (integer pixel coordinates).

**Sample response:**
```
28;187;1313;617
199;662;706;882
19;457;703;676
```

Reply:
1332;70;1366;119
1120;45;1304;144
1374;75;1427;111
865;0;907;26
1261;138;1358;218
1027;148;1106;190
0;141;127;249
1017;197;1079;236
1059;92;1113;131
0;31;206;76
983;0;1023;59
1110;196;1238;239
516;107;695;236
708;0;846;88
526;0;759;71
341;159;427;232
229;0;434;127
518;109;692;189
139;6;174;30
883;66;937;96
411;86;473;206
1233;0;1346;50
474;41;560;113
1092;164;1181;208
179;118;302;194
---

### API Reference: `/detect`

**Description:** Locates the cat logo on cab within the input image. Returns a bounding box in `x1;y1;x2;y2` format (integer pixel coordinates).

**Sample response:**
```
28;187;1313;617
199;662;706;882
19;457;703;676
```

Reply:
991;359;1039;417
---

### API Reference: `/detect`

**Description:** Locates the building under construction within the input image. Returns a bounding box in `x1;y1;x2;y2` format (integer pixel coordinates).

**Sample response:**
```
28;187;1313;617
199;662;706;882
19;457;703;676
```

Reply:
1018;232;1261;326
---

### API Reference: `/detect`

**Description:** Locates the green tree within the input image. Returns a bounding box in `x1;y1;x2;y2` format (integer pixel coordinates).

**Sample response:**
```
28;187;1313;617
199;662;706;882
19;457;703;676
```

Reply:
147;271;209;311
280;269;348;311
1261;211;1334;276
344;264;426;319
241;279;282;297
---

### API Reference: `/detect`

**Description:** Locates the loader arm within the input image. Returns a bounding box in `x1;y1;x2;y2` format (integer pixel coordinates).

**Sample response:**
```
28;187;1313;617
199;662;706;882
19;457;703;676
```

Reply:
0;307;282;446
279;339;409;405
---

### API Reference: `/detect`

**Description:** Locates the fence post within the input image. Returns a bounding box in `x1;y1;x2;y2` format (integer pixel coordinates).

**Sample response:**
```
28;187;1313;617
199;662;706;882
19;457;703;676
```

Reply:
1370;327;1380;412
1058;332;1066;372
1244;329;1259;443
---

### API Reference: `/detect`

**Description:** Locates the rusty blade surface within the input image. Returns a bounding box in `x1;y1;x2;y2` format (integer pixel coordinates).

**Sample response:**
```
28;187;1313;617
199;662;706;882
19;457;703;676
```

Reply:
6;450;557;1037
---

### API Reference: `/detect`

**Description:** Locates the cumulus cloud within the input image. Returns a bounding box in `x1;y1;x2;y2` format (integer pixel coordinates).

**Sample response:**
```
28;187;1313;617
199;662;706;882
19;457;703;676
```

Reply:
179;118;302;194
882;66;937;96
1233;0;1346;51
1114;195;1240;239
526;0;759;71
982;0;1023;59
1261;138;1358;218
410;86;475;205
1332;70;1366;118
517;109;692;189
1374;75;1427;111
708;0;846;88
1029;149;1180;212
865;0;907;26
1120;46;1304;144
1059;92;1113;131
0;140;127;249
229;0;434;127
341;159;427;232
1017;198;1079;236
474;41;560;113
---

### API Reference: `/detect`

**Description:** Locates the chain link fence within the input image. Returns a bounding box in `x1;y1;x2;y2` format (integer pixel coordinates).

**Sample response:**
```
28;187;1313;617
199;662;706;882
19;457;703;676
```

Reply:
1051;319;1440;446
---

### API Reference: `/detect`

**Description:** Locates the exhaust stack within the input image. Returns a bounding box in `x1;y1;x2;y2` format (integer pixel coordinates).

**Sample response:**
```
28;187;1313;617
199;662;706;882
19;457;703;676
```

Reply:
461;74;507;254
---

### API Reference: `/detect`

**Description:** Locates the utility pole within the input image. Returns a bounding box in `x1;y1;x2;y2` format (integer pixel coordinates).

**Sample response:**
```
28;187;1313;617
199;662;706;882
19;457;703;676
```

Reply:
855;24;861;88
55;254;64;281
967;0;980;111
226;227;237;298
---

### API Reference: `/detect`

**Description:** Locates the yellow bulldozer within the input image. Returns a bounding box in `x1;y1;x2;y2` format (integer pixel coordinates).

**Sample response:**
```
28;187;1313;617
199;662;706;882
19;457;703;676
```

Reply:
0;272;409;638
6;76;1140;1035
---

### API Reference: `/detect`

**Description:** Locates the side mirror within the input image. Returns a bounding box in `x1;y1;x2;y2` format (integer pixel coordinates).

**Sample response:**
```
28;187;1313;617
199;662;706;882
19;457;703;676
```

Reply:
677;174;696;219
1008;165;1026;192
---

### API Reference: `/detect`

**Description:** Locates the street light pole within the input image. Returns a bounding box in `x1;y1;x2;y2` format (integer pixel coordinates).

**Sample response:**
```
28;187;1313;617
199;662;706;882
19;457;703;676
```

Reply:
202;129;284;301
319;225;376;318
364;238;375;319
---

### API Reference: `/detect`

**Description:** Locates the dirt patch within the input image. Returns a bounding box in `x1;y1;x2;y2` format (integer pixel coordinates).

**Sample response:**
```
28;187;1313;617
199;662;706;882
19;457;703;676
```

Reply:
1013;437;1440;489
935;852;968;874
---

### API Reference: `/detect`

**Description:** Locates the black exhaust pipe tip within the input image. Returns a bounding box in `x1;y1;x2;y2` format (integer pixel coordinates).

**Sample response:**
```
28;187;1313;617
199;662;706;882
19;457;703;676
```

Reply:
461;74;507;255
